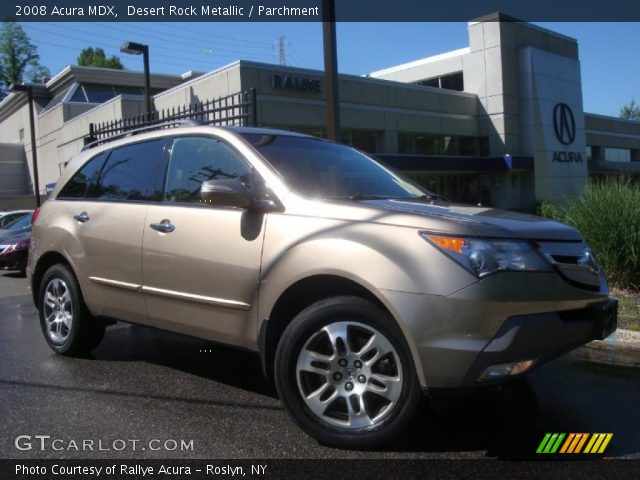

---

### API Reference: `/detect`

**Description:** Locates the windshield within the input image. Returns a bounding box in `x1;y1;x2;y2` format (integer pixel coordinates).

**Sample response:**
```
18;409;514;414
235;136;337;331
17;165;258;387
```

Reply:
240;134;429;200
2;214;31;230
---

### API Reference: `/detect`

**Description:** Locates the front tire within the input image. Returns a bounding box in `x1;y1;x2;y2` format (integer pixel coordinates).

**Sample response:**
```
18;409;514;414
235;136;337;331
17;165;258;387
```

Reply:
38;264;105;355
274;296;421;449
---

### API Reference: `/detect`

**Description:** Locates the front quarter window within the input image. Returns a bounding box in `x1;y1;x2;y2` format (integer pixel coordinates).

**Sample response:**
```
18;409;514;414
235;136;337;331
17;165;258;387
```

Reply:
165;136;252;204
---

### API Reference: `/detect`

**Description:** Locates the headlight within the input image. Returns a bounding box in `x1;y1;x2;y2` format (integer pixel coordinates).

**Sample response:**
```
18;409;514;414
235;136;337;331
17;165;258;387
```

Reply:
6;242;28;253
420;233;551;277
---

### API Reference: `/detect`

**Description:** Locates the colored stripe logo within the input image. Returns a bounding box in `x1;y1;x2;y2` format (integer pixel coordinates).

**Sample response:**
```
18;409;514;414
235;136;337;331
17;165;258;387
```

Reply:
537;433;613;454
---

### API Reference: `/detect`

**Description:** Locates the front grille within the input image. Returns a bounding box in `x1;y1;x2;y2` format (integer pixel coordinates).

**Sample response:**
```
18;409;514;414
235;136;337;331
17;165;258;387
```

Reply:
536;241;601;290
550;254;581;265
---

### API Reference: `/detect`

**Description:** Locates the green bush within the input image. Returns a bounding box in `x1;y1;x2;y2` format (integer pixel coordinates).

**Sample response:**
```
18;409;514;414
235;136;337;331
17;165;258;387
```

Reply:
543;178;640;289
536;200;562;219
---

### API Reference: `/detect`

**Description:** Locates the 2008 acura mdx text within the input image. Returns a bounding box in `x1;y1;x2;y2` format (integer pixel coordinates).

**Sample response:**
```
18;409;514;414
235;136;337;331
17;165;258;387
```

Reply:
28;125;617;448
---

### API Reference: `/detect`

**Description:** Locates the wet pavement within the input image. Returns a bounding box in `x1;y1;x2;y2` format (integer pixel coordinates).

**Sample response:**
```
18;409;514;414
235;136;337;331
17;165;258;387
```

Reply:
1;270;638;459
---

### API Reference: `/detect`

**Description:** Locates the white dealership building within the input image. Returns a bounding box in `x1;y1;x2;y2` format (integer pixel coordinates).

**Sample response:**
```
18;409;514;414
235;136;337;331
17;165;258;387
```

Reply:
1;13;639;210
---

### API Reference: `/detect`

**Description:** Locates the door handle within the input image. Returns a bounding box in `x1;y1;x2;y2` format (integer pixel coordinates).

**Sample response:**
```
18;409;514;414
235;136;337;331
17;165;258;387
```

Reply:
150;219;175;233
73;212;90;223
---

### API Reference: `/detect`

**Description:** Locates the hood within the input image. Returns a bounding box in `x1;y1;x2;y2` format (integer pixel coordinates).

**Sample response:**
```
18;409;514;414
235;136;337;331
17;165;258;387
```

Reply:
359;199;583;241
0;227;31;242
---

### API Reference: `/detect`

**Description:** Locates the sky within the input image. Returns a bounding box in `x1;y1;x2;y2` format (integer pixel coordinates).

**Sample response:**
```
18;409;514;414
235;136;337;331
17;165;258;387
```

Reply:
20;21;640;117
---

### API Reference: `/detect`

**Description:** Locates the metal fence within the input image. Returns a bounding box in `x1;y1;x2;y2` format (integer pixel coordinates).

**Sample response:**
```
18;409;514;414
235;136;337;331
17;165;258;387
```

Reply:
85;88;257;146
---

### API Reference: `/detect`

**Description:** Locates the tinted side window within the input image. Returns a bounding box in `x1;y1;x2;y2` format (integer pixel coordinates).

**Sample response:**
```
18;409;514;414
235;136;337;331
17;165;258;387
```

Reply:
97;139;169;201
165;136;251;203
57;152;108;199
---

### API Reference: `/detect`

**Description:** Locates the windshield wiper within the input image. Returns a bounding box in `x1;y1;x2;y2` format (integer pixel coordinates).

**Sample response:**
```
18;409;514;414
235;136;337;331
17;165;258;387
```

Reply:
332;193;446;202
415;193;447;201
348;194;400;201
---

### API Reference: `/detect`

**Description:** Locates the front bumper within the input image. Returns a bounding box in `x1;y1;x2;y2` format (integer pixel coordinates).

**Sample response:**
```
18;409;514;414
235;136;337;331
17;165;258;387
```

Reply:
456;298;617;387
0;250;28;271
381;271;613;390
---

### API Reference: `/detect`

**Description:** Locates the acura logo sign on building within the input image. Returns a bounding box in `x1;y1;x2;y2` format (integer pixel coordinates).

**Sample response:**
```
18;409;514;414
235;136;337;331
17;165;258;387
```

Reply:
553;103;576;145
552;103;582;163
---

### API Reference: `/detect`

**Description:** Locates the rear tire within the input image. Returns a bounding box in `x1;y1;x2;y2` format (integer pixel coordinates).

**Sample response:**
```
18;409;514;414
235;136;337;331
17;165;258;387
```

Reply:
274;296;421;449
38;264;105;355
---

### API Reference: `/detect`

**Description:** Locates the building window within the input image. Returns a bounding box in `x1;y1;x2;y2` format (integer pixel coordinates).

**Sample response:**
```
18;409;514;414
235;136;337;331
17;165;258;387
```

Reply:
398;132;489;156
604;147;631;162
41;82;165;115
419;78;440;88
397;133;412;154
341;129;380;153
273;126;381;153
69;84;88;102
288;126;328;139
416;72;464;92
458;137;476;156
18;129;24;143
83;83;120;103
406;172;499;207
416;135;445;155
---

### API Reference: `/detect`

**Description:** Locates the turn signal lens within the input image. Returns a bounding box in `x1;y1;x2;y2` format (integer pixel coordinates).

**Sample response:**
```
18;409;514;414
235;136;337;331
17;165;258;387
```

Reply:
477;359;536;382
426;235;466;254
31;208;40;225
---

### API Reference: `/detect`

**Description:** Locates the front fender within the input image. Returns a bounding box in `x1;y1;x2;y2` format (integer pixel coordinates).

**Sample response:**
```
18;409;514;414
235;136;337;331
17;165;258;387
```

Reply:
258;216;476;319
257;216;478;388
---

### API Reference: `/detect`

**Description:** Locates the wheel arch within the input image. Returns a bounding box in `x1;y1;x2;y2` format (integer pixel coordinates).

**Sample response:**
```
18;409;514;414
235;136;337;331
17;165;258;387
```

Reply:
258;274;426;387
31;251;76;309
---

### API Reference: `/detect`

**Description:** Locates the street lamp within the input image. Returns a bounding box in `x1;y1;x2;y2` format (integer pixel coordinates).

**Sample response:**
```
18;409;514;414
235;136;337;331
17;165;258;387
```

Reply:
322;0;340;141
10;83;41;207
120;41;151;118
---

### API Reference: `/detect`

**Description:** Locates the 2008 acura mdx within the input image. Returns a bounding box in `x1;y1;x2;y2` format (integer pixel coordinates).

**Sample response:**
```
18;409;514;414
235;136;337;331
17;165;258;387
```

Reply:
28;125;617;448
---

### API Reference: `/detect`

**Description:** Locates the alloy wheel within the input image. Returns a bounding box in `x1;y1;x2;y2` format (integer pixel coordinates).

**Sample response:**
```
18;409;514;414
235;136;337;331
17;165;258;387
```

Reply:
43;278;73;344
295;321;403;429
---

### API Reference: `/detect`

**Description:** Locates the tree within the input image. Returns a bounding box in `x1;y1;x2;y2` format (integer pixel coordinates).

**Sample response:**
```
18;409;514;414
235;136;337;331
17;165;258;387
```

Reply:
620;99;640;121
0;21;50;98
77;47;124;69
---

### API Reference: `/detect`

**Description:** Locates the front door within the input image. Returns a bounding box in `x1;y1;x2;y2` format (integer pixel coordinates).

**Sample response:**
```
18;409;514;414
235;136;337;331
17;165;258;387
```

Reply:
142;135;265;347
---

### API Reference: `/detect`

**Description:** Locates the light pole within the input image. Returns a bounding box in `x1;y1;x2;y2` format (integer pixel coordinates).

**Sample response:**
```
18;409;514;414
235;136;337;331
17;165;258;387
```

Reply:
322;0;340;141
11;83;41;207
120;41;151;118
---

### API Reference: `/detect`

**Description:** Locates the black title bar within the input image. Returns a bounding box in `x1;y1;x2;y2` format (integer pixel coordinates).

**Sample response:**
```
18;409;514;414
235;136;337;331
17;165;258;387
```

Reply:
3;459;640;480
3;0;640;22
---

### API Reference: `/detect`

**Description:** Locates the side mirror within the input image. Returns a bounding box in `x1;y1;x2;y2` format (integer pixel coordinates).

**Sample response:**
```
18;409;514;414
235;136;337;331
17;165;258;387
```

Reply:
200;178;253;209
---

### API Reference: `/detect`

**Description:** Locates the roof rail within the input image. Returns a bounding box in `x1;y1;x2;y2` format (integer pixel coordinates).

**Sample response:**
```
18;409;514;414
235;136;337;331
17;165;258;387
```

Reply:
82;118;206;151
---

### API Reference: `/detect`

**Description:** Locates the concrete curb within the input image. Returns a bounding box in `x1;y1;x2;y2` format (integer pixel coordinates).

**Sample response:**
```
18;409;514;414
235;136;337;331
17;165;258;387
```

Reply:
570;329;640;368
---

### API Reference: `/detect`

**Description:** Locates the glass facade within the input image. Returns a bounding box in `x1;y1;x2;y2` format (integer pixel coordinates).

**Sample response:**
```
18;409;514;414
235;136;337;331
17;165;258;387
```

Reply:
40;82;165;115
279;126;381;154
341;130;379;154
604;147;631;163
407;172;496;206
398;132;489;156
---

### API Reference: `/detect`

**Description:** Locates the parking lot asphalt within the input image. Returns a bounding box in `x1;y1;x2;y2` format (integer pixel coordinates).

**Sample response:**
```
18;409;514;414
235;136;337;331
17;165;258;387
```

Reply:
0;270;639;460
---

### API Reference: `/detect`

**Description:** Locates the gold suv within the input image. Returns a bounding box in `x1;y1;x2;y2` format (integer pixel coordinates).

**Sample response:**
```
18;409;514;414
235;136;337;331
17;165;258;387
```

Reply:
28;125;617;448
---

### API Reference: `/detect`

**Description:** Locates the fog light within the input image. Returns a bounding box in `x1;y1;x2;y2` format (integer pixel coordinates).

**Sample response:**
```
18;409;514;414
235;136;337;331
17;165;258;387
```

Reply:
477;359;536;382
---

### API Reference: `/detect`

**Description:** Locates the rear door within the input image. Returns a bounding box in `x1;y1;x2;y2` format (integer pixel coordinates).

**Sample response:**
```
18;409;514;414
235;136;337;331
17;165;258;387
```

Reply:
57;139;170;324
142;135;265;347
